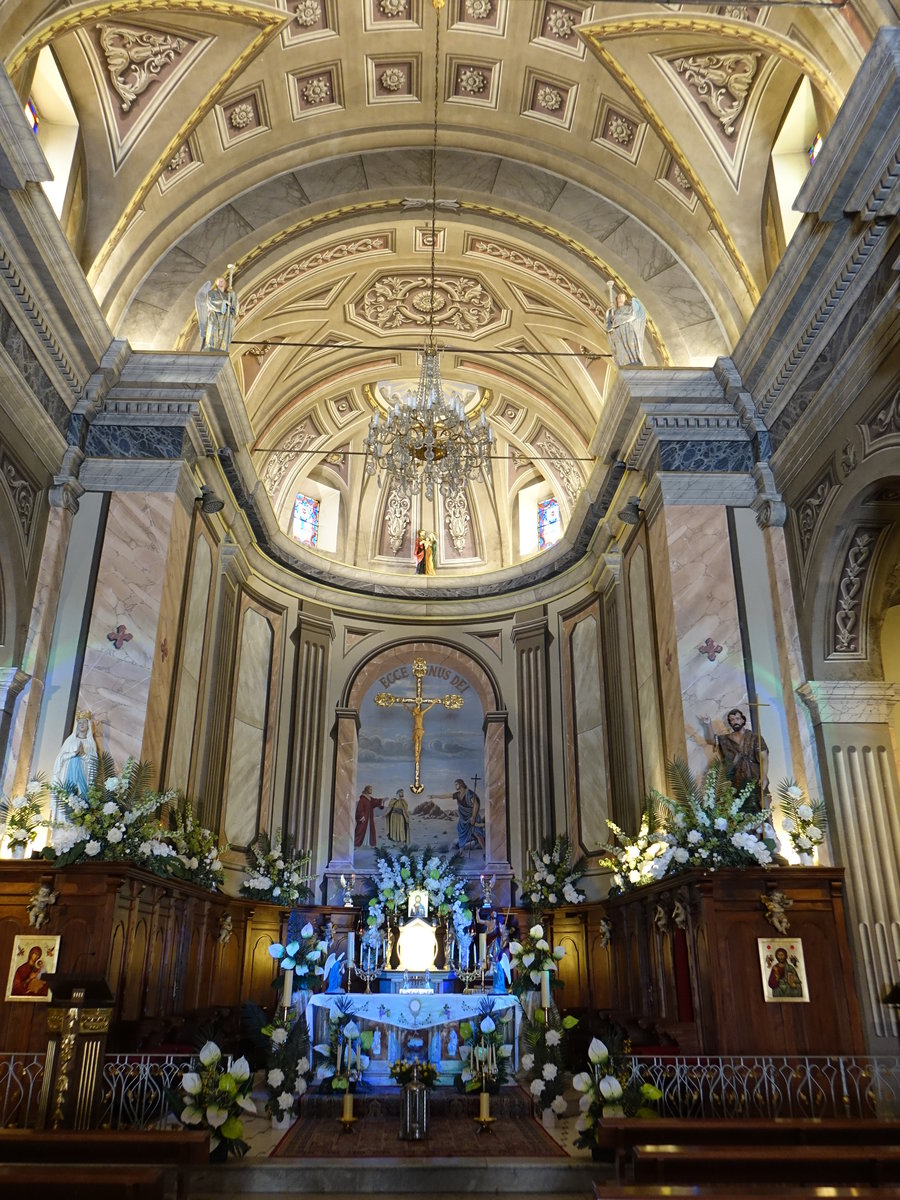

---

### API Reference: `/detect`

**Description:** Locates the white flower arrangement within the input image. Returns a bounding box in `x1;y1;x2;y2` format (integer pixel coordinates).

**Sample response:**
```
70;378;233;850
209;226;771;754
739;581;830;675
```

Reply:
241;829;312;906
600;760;774;894
519;1004;578;1113
506;922;566;998
5;778;48;852
518;834;585;910
259;1011;311;1119
172;1041;256;1156
268;922;334;993
573;1035;661;1151
777;779;827;864
364;848;473;948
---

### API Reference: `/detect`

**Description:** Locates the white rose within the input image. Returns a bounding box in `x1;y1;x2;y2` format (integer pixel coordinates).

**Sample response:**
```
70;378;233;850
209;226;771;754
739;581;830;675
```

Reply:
107;827;124;844
781;817;796;833
807;825;823;842
521;1053;534;1072
548;894;558;904
551;1094;567;1115
277;1092;293;1111
797;804;813;821
797;835;812;850
296;1056;309;1075
102;801;118;816
105;777;119;791
295;1076;308;1096
786;786;803;800
714;817;728;831
26;780;42;796
530;1078;545;1097
687;830;703;844
545;1029;561;1046
673;848;690;863
85;840;102;857
542;1063;558;1081
268;1068;285;1087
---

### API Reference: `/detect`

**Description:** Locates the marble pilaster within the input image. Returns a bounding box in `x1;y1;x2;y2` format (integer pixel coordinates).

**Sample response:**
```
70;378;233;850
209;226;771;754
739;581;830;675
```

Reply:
482;710;510;881
328;707;361;883
291;604;334;855
511;613;553;859
798;679;900;1052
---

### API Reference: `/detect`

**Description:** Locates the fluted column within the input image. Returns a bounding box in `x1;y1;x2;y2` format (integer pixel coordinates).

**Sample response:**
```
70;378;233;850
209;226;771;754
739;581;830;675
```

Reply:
798;679;900;1052
290;603;334;854
511;612;553;863
327;707;361;884
482;710;511;877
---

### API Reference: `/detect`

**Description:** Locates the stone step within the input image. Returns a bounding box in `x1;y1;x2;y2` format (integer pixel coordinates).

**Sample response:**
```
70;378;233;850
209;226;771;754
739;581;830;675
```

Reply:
185;1156;602;1197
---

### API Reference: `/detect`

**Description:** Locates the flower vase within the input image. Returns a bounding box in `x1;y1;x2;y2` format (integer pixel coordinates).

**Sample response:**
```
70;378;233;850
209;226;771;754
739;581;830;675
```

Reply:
541;1106;557;1130
520;990;540;1020
9;845;27;860
271;1112;293;1131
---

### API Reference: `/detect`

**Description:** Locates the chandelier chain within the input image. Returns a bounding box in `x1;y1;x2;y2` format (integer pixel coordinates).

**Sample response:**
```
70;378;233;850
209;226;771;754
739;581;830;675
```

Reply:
429;3;440;350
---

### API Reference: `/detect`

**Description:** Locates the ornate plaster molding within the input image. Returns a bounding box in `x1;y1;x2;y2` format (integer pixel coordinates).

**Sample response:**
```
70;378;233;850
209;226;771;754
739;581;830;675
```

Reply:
797;679;900;727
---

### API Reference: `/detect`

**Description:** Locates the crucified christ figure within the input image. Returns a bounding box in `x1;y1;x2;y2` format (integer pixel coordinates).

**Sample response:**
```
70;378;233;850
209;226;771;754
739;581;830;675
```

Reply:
374;657;463;794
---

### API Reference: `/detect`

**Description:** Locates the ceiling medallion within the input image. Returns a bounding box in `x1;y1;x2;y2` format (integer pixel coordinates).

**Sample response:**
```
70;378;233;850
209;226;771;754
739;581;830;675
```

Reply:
363;0;494;503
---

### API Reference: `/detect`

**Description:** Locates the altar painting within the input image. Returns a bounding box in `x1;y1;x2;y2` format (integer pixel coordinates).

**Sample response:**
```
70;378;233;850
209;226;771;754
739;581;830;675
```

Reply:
353;661;485;873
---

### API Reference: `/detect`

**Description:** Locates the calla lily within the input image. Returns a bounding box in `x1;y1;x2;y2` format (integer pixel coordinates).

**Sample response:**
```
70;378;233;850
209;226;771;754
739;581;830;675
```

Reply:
529;969;541;984
285;941;300;957
301;922;314;939
572;1071;592;1092
553;946;566;959
508;941;522;956
529;924;544;938
343;1021;360;1040
480;1016;496;1033
217;1073;237;1097
181;1072;202;1095
588;1037;609;1064
180;1105;203;1125
199;1041;221;1066
221;1116;244;1140
229;1056;251;1082
237;1095;257;1113
599;1075;623;1100
205;1105;228;1128
268;944;285;961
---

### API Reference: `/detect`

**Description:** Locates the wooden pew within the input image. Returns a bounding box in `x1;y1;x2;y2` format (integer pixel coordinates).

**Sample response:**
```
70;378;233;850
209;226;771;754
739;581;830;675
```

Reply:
631;1143;900;1186
594;1186;900;1200
0;1130;209;1200
0;1163;164;1199
596;1116;900;1180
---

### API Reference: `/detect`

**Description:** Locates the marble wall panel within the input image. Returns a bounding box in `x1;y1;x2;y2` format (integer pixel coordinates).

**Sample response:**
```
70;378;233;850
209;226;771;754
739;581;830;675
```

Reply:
438;151;502;194
166;533;212;790
230;174;309;230
143;246;205;310
224;606;272;848
78;492;176;767
329;712;360;874
549;184;627;242
640;263;716;329
646;510;684;764
628;544;665;793
362;149;431;190
492;159;567;212
664;504;745;778
572;615;609;850
294;156;368;203
178;204;255;269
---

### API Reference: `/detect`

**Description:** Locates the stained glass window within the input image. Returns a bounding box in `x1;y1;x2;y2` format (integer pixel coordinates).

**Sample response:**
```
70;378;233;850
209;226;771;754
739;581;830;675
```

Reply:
292;493;320;547
537;497;562;550
24;100;38;134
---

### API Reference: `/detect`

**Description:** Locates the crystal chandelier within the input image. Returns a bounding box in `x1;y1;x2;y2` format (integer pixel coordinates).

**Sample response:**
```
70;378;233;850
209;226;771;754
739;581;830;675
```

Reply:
363;0;493;503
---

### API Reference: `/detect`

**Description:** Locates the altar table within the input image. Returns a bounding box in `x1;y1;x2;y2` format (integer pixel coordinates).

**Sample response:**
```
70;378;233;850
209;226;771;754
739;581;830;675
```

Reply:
304;991;522;1085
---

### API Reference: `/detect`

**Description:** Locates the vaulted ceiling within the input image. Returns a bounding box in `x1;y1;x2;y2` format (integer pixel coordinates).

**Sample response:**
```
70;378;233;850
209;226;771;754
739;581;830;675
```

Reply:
2;0;882;579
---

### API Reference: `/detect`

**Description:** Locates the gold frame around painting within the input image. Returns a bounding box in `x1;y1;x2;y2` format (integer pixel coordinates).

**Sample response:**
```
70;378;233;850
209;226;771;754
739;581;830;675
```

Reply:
5;933;60;1002
758;936;809;1003
407;888;429;919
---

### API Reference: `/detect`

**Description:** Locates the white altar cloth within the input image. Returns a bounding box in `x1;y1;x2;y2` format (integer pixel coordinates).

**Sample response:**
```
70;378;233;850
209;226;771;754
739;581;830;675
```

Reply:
305;990;521;1036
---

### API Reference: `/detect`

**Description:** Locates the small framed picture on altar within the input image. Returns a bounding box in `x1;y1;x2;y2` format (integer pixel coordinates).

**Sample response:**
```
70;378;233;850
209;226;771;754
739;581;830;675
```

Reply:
407;888;429;920
5;934;60;1003
758;937;809;1003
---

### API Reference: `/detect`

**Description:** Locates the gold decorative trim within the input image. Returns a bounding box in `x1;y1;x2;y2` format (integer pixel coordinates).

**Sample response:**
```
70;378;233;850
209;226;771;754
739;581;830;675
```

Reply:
576;13;847;306
4;2;291;285
176;198;673;365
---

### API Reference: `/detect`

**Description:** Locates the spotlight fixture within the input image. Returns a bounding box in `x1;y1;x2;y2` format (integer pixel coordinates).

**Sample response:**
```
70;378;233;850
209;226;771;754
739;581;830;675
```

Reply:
617;496;644;526
199;486;224;514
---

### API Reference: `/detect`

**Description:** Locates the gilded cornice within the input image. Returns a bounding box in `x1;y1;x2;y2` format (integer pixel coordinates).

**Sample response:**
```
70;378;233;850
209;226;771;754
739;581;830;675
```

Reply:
175;198;672;365
576;14;846;307
4;2;290;285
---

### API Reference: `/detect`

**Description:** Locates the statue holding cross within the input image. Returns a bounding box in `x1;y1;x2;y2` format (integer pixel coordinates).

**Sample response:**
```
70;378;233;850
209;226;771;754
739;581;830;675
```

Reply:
699;700;770;810
374;657;463;794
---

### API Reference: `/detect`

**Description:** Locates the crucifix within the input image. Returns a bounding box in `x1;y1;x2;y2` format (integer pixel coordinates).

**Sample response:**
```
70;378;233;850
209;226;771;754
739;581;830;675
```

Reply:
374;656;463;794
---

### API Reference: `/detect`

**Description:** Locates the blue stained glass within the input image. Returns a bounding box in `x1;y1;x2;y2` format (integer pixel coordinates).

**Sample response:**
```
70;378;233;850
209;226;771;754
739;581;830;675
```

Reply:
292;493;320;547
538;497;561;550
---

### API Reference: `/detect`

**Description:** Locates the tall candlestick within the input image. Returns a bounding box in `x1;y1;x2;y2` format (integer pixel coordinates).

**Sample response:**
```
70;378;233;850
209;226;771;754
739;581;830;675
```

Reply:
356;1043;361;1074
282;967;294;1009
347;931;355;967
540;969;551;1009
478;932;487;965
479;1090;490;1120
342;1090;353;1120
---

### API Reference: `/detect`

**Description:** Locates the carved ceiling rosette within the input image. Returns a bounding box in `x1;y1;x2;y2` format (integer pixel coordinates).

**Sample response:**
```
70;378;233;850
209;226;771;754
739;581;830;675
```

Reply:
354;273;503;335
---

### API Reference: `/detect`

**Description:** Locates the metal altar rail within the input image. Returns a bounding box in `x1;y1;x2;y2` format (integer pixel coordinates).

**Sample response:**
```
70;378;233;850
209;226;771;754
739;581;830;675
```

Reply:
3;1051;899;1129
629;1054;900;1119
0;1051;195;1130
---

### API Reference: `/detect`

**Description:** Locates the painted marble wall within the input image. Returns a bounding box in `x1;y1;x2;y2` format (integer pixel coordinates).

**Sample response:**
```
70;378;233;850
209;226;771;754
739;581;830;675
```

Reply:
570;614;610;851
223;606;273;849
77;492;177;768
166;533;212;791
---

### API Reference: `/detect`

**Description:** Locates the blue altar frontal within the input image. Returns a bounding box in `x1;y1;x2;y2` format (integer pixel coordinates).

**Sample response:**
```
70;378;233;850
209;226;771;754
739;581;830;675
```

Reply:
305;986;522;1086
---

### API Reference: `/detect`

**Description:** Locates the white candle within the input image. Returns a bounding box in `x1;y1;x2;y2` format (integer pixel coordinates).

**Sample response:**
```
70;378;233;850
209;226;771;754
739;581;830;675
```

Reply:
347;931;355;967
479;933;487;965
282;967;294;1009
337;1039;343;1073
342;1090;353;1120
479;1090;490;1120
356;1043;361;1074
540;969;551;1009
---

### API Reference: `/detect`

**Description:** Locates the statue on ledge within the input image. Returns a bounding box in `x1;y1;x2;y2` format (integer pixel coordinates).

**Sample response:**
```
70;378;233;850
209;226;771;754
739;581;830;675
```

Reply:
699;707;770;810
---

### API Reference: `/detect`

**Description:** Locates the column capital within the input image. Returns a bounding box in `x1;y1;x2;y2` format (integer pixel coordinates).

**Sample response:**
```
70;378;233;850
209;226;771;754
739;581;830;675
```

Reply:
0;667;30;712
334;706;361;732
797;679;900;726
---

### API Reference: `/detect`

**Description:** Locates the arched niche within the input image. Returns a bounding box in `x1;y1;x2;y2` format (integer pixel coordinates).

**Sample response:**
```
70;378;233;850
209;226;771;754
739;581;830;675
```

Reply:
327;639;511;891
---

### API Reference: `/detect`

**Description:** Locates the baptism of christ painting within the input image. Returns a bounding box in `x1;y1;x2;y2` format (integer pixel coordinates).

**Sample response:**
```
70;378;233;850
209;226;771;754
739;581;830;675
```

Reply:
352;658;485;872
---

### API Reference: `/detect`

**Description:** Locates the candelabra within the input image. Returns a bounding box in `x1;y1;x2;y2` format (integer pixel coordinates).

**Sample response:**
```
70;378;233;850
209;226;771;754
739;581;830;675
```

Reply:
352;938;386;994
448;938;484;993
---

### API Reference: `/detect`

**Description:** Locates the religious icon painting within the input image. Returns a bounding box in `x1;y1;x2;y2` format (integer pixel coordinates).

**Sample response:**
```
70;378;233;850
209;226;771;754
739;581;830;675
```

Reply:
407;888;429;920
758;937;809;1003
5;934;60;1002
